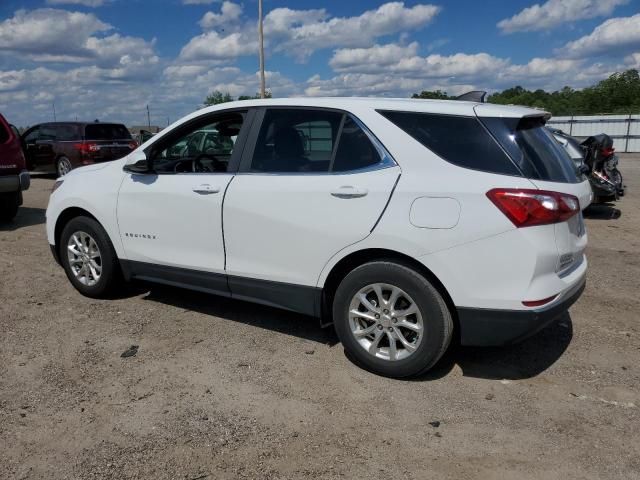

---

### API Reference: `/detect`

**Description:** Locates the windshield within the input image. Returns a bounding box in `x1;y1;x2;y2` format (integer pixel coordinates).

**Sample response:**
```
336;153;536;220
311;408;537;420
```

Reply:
481;116;582;184
85;124;132;141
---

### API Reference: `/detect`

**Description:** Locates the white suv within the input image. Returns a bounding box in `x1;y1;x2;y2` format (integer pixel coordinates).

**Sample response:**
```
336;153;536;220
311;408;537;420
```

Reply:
46;98;590;378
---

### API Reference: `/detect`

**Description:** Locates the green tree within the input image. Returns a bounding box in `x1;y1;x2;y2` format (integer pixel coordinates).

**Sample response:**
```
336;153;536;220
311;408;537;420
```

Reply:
203;90;234;106
412;69;640;115
411;89;454;100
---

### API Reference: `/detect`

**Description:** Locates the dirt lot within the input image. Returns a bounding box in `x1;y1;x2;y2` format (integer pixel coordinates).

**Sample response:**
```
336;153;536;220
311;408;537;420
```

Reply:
1;157;639;480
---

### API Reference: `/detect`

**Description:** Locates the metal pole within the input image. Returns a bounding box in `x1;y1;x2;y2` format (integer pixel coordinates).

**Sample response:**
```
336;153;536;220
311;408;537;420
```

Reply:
624;113;632;153
146;105;151;128
258;0;266;98
569;115;573;136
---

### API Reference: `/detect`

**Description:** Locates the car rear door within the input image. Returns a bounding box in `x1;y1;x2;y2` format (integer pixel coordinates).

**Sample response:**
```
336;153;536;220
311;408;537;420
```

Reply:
223;107;400;312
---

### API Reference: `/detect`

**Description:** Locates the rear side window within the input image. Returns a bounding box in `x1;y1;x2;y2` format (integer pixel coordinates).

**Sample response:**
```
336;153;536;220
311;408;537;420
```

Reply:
379;111;520;176
39;125;57;141
482;117;581;183
85;124;132;140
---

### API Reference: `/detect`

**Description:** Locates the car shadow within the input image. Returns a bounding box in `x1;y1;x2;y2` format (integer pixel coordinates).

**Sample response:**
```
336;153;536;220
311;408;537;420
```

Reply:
128;281;572;377
417;312;573;381
584;203;621;220
134;283;338;346
0;207;46;231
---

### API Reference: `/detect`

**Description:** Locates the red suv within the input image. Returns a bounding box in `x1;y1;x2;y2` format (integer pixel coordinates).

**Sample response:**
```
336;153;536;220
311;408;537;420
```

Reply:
0;113;30;222
22;122;137;176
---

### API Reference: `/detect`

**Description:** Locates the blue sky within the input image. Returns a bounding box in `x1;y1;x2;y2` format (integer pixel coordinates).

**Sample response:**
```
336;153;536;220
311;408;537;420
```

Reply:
0;0;639;127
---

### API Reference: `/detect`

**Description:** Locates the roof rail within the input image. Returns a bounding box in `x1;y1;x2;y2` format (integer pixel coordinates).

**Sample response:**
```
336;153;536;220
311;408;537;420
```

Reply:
455;91;488;103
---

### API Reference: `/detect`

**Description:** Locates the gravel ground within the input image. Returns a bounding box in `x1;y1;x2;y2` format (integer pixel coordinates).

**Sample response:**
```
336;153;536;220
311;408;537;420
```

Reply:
1;156;639;480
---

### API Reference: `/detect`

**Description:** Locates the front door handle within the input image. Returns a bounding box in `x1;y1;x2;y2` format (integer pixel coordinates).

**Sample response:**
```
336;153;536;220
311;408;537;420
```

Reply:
330;186;368;199
192;184;220;195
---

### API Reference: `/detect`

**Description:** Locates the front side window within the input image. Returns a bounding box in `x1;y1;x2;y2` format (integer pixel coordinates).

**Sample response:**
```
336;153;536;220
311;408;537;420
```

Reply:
250;109;384;173
23;127;39;144
149;112;245;174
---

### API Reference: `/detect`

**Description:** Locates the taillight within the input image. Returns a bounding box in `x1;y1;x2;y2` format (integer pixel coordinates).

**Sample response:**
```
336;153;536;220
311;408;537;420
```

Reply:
601;147;615;156
128;141;138;150
522;295;557;307
487;188;580;228
73;142;99;154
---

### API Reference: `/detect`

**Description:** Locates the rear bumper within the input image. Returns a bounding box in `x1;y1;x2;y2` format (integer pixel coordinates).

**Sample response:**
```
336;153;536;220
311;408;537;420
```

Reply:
0;170;30;193
457;276;586;346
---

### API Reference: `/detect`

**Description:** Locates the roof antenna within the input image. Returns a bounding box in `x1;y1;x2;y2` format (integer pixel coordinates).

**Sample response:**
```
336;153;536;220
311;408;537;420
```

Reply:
455;91;488;103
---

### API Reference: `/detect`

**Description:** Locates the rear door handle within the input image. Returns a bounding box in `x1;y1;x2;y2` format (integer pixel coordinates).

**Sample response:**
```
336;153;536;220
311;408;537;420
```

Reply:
330;186;368;199
192;184;220;195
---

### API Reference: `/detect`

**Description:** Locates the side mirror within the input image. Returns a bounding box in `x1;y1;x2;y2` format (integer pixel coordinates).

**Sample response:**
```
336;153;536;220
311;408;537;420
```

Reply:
123;151;152;174
578;164;590;175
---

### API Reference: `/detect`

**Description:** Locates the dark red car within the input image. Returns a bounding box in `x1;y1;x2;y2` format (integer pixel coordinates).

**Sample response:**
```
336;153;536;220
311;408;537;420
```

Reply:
22;122;137;176
0;113;30;222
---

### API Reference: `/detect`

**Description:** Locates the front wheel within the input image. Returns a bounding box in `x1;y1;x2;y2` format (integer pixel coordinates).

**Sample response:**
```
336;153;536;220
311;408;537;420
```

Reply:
333;261;453;378
60;216;121;297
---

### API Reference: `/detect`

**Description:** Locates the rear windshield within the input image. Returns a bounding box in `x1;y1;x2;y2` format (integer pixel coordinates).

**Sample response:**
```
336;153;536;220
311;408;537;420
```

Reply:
481;117;581;184
84;124;131;141
378;110;520;176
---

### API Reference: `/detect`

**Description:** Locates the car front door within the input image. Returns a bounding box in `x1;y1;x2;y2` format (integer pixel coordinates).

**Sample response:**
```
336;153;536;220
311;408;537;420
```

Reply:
223;108;400;314
22;126;40;170
116;109;252;294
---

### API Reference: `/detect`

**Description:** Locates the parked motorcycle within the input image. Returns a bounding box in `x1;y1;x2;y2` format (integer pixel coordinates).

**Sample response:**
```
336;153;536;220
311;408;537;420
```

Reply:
581;134;626;201
548;128;626;203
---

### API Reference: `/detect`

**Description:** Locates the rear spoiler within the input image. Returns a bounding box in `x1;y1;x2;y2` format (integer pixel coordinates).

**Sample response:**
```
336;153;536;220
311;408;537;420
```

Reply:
455;90;488;103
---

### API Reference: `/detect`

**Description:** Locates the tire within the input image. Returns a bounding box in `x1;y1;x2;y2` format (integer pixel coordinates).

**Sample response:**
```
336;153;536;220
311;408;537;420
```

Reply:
56;156;73;177
333;261;453;378
59;216;121;298
0;192;20;222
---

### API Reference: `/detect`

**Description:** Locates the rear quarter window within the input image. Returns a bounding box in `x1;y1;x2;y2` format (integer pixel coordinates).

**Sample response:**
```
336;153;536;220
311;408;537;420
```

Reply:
481;117;581;184
85;124;132;140
378;110;520;176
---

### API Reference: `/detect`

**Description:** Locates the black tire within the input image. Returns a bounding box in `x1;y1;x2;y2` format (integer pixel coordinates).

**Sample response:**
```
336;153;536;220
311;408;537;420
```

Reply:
333;261;453;378
59;216;121;298
0;192;20;222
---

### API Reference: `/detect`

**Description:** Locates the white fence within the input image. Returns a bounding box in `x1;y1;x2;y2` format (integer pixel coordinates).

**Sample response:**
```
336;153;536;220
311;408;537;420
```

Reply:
547;114;640;153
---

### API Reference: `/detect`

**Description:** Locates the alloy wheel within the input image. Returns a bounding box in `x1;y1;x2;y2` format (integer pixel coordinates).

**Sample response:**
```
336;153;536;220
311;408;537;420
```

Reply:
67;231;102;286
348;283;424;361
57;158;72;176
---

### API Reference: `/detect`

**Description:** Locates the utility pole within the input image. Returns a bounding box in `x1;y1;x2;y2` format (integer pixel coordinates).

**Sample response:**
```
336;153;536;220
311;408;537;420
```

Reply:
52;102;57;122
146;105;151;128
258;0;266;98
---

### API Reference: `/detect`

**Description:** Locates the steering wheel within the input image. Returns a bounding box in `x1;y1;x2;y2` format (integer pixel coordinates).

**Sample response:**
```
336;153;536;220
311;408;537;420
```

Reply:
193;153;225;172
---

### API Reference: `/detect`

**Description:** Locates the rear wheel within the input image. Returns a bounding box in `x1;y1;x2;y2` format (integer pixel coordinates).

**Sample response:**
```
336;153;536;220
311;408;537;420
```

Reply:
0;192;20;222
57;156;73;177
333;261;453;378
60;216;120;297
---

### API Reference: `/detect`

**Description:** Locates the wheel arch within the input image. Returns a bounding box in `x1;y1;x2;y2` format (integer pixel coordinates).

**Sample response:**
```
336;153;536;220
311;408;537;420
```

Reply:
320;248;458;335
54;206;99;258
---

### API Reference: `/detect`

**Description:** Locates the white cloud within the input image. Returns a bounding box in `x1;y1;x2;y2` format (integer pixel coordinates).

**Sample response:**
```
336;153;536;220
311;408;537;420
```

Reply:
498;0;628;33
265;2;441;61
560;13;640;58
179;31;257;61
199;1;242;29
46;0;109;6
0;9;110;57
179;2;440;63
330;43;420;71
